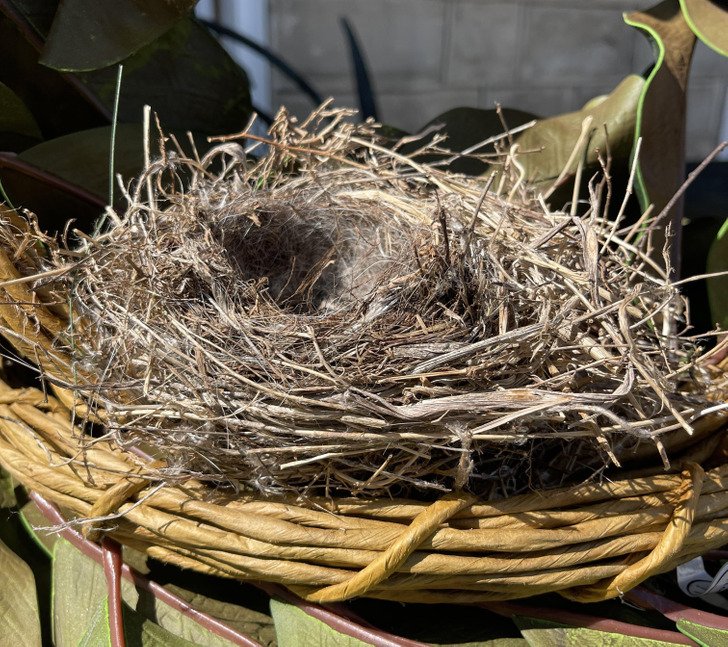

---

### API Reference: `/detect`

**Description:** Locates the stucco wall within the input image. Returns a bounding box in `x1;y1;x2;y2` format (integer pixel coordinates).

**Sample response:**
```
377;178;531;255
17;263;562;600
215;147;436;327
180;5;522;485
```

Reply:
268;0;728;162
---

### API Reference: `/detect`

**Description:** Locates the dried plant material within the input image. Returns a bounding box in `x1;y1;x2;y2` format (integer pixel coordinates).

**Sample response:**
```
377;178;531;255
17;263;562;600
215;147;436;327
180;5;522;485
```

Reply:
9;106;725;498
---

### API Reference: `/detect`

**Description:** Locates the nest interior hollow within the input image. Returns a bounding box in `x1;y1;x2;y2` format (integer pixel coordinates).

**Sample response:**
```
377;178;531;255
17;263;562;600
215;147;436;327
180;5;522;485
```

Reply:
31;107;725;499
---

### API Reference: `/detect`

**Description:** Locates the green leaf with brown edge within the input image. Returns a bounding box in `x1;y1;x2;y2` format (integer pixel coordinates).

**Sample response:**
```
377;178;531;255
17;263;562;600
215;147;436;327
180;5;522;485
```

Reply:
0;536;42;647
53;538;244;647
676;617;728;647
40;0;198;72
706;218;728;330
0;465;15;508
77;597;205;647
18;496;57;557
77;16;252;135
17;123;146;205
411;107;540;175
0;80;43;151
0;8;111;139
271;597;374;647
515;74;645;187
624;0;697;271
680;0;728;57
164;582;277;646
514;617;686;647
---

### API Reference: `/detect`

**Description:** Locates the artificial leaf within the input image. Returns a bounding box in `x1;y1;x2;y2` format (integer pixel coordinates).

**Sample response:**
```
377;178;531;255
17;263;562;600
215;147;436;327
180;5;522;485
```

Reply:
164;582;277;646
0;536;42;647
412;107;539;175
53;538;111;646
6;0;60;39
515;617;684;646
77;596;203;647
341;18;378;122
78;16;252;135
0;9;110;139
19;497;57;557
76;596;113;647
624;0;697;270
0;80;42;151
515;74;645;186
0;464;15;508
706;218;728;329
680;0;728;57
676;618;728;647
40;0;198;72
17;123;146;204
53;538;243;647
415;74;643;190
270;597;374;647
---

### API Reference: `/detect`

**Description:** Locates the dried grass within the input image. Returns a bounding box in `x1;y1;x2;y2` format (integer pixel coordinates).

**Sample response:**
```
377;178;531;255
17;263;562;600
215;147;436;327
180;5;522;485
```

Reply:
13;106;725;498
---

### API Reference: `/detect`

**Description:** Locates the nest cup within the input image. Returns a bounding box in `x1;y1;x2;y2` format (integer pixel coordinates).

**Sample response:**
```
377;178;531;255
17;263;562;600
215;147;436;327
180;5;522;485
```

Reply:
0;105;726;604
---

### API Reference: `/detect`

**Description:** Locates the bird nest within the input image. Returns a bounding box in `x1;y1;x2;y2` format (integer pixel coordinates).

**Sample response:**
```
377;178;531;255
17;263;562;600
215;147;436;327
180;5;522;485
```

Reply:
3;106;726;500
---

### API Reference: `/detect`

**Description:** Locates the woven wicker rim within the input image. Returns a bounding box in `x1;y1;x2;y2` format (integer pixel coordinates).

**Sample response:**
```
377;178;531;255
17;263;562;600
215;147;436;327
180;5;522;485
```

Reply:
0;230;727;604
0;380;727;604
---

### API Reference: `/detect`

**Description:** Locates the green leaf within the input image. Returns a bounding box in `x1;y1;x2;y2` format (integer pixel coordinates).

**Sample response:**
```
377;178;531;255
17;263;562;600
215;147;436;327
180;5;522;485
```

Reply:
0;465;15;508
0;6;111;139
17;123;146;204
514;617;684;647
76;596;113;647
413;107;539;175
18;497;57;557
0;81;43;151
40;0;198;72
706;219;728;329
624;1;697;266
52;538;110;646
676;618;728;647
680;0;728;57
515;74;645;187
164;583;277;646
78;16;252;135
271;597;374;647
77;596;204;647
52;538;243;647
0;537;42;647
415;74;643;197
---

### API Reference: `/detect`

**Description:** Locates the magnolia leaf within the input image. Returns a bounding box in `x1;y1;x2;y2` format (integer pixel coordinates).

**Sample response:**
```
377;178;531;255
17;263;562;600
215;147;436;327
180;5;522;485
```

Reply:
0;537;42;647
624;0;697;270
77;596;203;647
76;596;113;647
0;6;110;139
680;0;728;57
18;123;146;204
415;74;643;192
515;617;684;646
19;497;58;557
676;618;728;647
515;74;645;187
78;17;252;135
0;81;43;151
706;219;728;330
53;538;111;646
53;538;243;647
0;465;15;508
413;107;539;175
271;597;376;647
164;583;277;646
40;0;198;72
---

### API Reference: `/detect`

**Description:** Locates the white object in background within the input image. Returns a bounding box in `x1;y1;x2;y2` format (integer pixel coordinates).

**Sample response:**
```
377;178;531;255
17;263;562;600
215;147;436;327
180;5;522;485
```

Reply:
196;0;271;116
677;557;728;610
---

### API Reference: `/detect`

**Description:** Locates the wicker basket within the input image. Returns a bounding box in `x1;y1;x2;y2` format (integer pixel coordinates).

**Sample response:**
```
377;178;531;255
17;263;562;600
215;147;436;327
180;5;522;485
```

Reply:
0;240;727;606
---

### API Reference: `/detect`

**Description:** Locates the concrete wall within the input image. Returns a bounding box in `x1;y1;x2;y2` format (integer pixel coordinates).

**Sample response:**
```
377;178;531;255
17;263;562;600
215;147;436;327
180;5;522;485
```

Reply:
268;0;728;162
